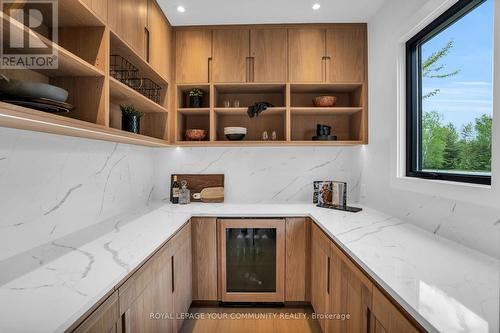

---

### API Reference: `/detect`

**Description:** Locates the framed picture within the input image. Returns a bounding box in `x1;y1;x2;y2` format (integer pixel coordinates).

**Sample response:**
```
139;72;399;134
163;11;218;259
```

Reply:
313;181;333;205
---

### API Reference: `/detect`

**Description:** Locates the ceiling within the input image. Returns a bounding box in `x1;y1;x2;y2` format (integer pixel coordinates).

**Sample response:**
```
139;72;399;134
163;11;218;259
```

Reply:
158;0;387;26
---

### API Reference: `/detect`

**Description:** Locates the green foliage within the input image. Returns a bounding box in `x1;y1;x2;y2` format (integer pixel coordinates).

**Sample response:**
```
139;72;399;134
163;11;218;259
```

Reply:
422;111;492;172
120;104;144;118
422;40;460;100
188;88;204;97
420;39;491;173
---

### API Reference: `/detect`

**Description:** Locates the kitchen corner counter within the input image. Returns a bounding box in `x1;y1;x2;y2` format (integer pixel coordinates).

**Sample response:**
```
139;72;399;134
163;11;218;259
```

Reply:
0;203;498;333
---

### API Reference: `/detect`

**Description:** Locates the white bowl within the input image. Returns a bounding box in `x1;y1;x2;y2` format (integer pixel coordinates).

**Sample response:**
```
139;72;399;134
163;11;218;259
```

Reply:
224;127;247;134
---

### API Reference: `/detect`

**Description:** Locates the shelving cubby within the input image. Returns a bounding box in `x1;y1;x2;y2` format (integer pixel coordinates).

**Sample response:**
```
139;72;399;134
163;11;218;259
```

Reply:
213;83;287;143
175;84;211;142
0;5;108;126
108;32;170;141
290;83;366;143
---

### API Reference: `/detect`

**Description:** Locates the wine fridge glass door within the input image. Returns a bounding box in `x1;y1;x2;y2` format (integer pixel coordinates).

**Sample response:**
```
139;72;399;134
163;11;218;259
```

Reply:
226;228;277;293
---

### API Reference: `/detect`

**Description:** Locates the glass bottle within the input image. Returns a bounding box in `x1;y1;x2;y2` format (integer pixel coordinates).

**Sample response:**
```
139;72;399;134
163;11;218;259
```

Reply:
171;175;180;204
179;180;190;205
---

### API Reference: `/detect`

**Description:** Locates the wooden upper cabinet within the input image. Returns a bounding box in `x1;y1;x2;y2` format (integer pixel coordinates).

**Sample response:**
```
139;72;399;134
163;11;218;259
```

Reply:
250;28;287;82
212;29;250;83
288;28;325;82
108;0;148;58
326;25;367;82
175;30;212;83
147;0;171;80
81;0;108;22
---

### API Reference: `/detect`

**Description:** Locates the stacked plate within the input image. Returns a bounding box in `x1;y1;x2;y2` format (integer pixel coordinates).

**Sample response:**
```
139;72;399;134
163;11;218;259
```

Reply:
224;127;247;141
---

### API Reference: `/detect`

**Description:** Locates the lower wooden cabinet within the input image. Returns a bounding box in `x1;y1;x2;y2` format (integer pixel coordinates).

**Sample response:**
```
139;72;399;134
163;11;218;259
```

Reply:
311;223;421;333
372;287;420;333
311;223;331;332
285;217;310;302
72;292;120;333
116;223;191;333
191;217;218;301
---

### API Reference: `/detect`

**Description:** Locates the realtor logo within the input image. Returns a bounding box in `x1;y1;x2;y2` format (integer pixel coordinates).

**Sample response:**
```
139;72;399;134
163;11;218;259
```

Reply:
0;0;58;69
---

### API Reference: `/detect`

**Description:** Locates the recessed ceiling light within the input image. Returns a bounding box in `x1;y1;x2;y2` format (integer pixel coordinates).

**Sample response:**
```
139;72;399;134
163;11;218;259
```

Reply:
312;3;320;10
177;5;185;13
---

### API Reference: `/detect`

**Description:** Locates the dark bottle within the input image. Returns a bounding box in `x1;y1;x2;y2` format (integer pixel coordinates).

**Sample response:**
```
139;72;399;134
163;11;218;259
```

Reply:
171;175;180;204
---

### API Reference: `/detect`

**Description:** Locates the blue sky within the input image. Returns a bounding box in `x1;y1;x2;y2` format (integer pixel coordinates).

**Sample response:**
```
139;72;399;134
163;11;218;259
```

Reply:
422;0;494;129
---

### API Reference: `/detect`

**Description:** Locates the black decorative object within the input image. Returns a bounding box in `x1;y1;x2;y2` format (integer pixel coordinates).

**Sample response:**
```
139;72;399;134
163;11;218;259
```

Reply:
110;55;162;104
127;78;162;104
120;105;144;134
317;203;363;213
247;102;274;118
110;55;138;82
313;124;338;141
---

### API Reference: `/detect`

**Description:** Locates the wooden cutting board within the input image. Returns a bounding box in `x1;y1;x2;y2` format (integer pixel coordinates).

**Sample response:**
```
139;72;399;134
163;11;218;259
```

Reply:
171;174;224;203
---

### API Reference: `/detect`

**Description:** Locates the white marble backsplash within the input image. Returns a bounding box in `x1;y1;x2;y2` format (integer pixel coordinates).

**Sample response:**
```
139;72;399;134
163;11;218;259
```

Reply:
0;127;156;261
153;146;362;204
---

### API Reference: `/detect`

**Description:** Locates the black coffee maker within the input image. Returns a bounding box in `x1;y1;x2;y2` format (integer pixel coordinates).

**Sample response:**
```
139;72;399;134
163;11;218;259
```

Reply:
313;124;338;141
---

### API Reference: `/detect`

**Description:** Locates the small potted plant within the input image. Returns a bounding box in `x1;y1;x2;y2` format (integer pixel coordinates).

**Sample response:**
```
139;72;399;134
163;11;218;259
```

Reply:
188;88;204;108
120;104;144;134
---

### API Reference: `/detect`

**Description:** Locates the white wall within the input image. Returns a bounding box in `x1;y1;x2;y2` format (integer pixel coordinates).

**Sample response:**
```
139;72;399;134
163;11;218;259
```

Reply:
362;0;500;258
0;128;156;261
153;146;362;204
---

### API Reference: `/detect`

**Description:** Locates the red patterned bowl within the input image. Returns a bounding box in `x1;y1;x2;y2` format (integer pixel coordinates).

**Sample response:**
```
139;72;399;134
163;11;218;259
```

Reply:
185;129;207;141
313;96;337;107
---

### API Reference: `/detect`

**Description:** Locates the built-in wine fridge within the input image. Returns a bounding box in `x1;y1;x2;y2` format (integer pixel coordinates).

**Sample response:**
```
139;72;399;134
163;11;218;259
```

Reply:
218;219;285;302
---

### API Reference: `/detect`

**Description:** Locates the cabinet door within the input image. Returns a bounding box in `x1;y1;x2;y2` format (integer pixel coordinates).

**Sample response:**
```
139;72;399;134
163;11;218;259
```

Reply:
328;244;343;333
120;243;174;333
288;28;325;82
212;29;250;83
285;217;309;302
372;288;420;333
311;224;330;333
148;0;171;79
339;252;373;333
250;28;287;82
108;0;148;57
326;25;366;82
172;224;192;332
175;30;212;83
191;217;218;301
73;292;119;333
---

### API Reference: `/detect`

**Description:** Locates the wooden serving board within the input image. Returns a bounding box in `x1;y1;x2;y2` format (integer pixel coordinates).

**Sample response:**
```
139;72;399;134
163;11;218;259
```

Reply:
171;174;225;203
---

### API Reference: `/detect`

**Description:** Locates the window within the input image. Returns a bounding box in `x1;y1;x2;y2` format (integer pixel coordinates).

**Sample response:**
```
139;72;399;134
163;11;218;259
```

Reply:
406;0;494;185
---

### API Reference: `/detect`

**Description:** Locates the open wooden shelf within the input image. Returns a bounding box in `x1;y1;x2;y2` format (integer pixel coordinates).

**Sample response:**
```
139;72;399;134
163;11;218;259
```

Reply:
110;30;169;88
0;102;169;147
214;107;286;115
110;77;167;113
0;13;105;78
214;83;286;108
178;108;210;115
291;107;363;115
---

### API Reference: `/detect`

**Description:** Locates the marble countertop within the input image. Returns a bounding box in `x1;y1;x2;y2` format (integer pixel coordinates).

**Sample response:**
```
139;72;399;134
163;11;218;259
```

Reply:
0;203;498;333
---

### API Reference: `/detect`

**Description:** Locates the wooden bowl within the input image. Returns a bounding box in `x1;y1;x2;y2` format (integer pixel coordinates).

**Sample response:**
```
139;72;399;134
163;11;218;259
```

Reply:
185;129;207;141
313;96;337;107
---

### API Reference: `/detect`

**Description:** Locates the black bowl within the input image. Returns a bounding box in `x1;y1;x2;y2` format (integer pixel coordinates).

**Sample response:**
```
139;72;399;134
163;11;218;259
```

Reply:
225;133;246;141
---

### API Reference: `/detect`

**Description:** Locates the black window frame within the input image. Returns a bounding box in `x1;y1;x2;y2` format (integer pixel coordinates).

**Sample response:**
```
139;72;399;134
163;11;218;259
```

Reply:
406;0;492;186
